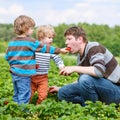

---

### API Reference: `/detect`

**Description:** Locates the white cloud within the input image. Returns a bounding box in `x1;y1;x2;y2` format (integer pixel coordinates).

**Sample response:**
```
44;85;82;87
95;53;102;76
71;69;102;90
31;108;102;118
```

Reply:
0;0;120;27
8;4;24;15
0;3;25;23
38;2;96;26
0;7;6;14
0;4;24;15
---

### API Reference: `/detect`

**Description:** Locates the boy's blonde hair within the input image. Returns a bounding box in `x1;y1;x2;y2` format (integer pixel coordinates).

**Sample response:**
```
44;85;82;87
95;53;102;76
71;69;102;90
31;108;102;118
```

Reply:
14;15;35;35
37;25;56;40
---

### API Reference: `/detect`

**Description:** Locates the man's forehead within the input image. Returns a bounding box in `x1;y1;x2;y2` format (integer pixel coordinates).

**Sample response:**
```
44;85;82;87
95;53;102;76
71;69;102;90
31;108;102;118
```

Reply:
66;35;74;38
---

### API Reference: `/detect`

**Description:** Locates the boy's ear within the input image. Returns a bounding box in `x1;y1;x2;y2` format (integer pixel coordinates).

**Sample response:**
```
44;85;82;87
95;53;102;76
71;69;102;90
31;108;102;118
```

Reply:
38;36;43;40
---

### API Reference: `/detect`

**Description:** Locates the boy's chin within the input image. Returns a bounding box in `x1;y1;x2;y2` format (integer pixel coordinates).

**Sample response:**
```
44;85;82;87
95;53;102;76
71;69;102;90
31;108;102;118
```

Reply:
46;43;52;45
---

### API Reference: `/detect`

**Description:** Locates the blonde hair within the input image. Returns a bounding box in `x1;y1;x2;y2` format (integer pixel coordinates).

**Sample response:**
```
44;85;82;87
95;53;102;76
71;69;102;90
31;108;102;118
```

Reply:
14;15;35;35
37;25;56;40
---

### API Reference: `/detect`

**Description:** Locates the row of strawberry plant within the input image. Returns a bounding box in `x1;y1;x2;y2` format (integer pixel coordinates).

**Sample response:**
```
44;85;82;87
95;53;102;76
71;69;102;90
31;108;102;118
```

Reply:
0;55;120;119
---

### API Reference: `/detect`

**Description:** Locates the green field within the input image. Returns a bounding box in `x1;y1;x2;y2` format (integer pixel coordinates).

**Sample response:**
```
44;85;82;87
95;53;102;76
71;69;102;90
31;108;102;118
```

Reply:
0;55;120;120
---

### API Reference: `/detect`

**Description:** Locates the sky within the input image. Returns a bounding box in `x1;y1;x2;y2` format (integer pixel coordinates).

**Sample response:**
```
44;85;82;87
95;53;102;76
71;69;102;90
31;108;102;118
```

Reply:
0;0;120;27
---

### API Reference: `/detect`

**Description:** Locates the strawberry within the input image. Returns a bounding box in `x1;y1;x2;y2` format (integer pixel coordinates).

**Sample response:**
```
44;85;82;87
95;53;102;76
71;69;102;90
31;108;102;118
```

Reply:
36;64;39;69
65;47;71;52
4;100;9;105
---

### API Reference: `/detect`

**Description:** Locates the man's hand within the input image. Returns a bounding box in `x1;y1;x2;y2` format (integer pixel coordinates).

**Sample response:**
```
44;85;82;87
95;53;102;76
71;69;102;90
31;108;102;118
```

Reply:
48;86;60;93
60;66;73;76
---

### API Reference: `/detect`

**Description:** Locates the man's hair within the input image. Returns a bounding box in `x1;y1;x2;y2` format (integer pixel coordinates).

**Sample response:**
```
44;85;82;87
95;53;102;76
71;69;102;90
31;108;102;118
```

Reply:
37;25;56;40
14;15;35;35
64;26;87;42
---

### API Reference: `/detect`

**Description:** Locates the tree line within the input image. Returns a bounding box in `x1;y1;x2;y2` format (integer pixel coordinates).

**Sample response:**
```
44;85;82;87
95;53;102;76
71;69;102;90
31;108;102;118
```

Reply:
0;23;120;56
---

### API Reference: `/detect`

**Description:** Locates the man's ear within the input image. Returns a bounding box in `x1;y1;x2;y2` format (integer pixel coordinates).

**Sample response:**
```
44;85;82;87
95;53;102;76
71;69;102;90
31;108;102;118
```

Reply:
78;36;83;43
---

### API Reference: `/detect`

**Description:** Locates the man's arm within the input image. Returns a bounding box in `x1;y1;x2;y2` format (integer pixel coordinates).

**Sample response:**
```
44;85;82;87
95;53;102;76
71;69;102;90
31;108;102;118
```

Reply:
60;66;97;77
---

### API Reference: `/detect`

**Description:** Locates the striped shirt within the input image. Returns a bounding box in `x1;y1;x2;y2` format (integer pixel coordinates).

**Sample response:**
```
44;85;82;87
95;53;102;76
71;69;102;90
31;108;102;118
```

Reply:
77;41;120;84
35;52;64;75
5;37;60;76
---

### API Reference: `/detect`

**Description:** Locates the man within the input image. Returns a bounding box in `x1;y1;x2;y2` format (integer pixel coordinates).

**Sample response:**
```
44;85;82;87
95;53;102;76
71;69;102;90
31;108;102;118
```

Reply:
49;26;120;106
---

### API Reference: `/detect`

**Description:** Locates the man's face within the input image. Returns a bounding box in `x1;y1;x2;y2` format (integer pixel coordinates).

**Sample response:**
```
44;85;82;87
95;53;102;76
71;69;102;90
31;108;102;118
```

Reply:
65;35;80;54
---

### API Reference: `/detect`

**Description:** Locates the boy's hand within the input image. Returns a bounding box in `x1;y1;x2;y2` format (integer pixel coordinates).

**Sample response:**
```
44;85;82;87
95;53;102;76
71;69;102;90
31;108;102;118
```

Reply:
59;66;65;71
60;48;69;54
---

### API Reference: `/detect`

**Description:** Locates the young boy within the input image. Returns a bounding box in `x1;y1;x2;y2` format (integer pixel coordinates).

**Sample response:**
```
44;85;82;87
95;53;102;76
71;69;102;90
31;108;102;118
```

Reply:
5;15;67;104
30;25;65;104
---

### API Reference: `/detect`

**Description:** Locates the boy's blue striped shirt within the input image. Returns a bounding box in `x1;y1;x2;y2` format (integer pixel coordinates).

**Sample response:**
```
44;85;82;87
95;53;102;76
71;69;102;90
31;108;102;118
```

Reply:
5;37;60;76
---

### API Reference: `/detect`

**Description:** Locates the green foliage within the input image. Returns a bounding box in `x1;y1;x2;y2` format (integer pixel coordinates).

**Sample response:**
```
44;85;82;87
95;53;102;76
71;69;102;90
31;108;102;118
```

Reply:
0;41;8;53
0;55;120;120
77;23;120;56
1;23;120;56
0;24;16;41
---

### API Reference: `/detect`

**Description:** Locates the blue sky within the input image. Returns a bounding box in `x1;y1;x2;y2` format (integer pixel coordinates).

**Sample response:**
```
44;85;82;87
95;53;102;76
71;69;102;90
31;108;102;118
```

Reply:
0;0;120;27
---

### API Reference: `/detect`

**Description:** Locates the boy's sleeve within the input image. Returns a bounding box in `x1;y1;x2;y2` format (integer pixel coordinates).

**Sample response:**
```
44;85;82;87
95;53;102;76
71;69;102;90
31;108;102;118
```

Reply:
51;54;64;69
34;40;60;54
4;48;9;61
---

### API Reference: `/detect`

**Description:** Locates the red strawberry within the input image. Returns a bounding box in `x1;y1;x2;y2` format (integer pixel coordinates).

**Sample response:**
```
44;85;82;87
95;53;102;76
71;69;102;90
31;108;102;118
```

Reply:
4;100;9;105
65;47;71;52
36;64;39;69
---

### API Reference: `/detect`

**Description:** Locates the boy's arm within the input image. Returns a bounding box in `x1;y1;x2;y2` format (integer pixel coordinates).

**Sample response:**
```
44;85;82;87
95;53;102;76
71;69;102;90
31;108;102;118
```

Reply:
51;54;65;69
34;40;68;54
4;47;9;61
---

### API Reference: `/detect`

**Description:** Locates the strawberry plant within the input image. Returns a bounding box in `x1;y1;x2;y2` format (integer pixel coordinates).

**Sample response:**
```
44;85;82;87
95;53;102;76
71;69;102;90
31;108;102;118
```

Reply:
0;54;120;120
